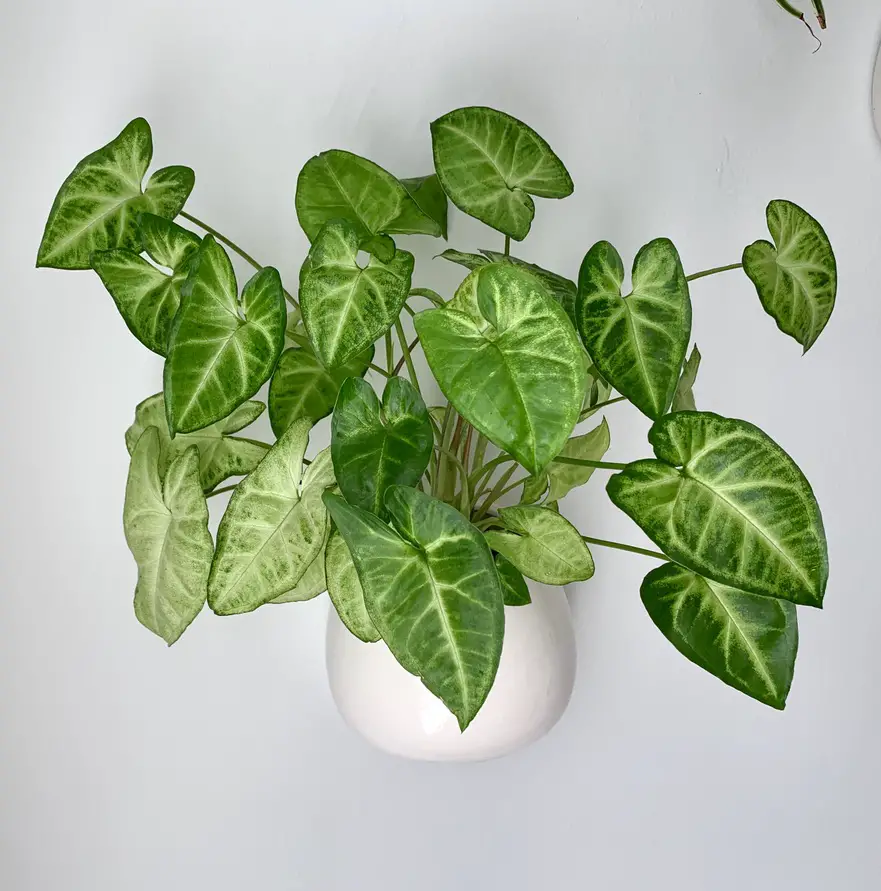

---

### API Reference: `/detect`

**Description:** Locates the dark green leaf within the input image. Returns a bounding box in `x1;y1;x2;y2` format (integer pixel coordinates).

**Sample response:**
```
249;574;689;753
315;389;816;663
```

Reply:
672;345;701;412
607;411;828;607
430;106;573;240
438;249;488;271
642;562;798;709
742;200;836;352
37;118;194;269
164;236;286;434
394;175;448;238
331;377;433;518
415;263;585;475
495;554;531;606
300;220;413;368
324;487;505;730
577;239;691;420
325;531;380;642
360;233;396;263
91;214;201;355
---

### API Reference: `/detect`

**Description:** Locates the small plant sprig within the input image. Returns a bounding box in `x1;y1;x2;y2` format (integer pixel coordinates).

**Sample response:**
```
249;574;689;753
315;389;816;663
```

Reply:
774;0;827;49
37;107;835;728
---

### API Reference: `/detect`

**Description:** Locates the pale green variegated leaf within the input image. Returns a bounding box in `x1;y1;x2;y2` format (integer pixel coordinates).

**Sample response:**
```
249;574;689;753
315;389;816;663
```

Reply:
394;175;448;238
37;118;194;269
546;417;611;502
125;392;267;493
485;505;594;585
743;200;836;352
415;263;585;475
430;107;573;241
581;362;613;419
91;214;201;355
271;535;328;603
520;473;549;505
268;343;373;437
672;345;701;412
164;236;286;434
642;562;798;709
438;249;488;271
577;239;691;420
324;487;504;730
208;422;333;615
300;220;413;368
495;554;531;606
296;150;443;242
123;428;213;645
285;309;307;347
607;411;828;607
331;376;433;518
325;531;379;642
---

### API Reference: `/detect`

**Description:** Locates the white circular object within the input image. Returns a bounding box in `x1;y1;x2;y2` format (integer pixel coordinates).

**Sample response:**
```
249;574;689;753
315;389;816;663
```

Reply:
326;579;577;761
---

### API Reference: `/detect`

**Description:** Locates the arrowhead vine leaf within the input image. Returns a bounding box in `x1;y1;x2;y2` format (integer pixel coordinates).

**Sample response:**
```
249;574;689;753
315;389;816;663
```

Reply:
495;554;532;606
577;238;691;420
325;531;380;643
123;428;214;645
125;393;267;493
431;106;573;240
641;562;798;709
742;200;837;352
546;418;611;503
300;220;413;368
92;214;201;355
672;345;701;412
331;376;433;518
324;487;505;730
394;175;448;238
608;412;828;606
37;118;194;269
164;235;286;434
271;536;329;604
415;263;585;475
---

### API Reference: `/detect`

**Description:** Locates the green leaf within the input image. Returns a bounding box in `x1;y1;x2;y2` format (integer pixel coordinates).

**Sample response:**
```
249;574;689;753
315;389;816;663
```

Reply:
495;554;531;606
271;536;328;603
331;377;433;518
208;421;333;615
164;235;286;434
299;220;414;368
325;531;380;642
546;418;611;502
438;249;488;271
581;362;613;419
123;428;213;645
672;345;701;412
520;473;549;505
577;239;691;420
125;392;267;493
268;343;373;437
607;411;828;607
415;263;585;475
37;118;194;269
430;106;573;241
324;487;505;730
295;150;443;242
91;214;201;355
394;175;448;238
360;233;396;263
742;200;836;352
484;505;594;585
641;562;798;709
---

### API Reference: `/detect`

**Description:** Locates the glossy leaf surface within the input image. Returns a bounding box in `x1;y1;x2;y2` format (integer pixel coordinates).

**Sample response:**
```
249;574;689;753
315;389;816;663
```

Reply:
495;554;531;606
642;562;798;709
325;531;380;642
125;393;267;493
331;377;433;518
431;107;573;240
208;422;333;615
164;236;286;434
393;174;448;238
37;118;194;269
484;505;594;585
577;239;691;420
91;214;201;355
324;487;504;730
123;428;213;645
742;200;836;352
607;412;828;606
300;220;413;368
415;263;585;475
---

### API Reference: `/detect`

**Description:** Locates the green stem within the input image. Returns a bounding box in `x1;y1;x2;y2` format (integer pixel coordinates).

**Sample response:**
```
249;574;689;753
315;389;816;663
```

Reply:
552;456;628;471
179;210;299;308
810;0;826;28
206;484;238;498
409;287;445;307
685;262;743;283
392;336;421;376
504;234;511;256
394;318;421;394
233;436;272;451
474;464;517;521
402;303;417;317
773;0;806;17
579;395;627;421
385;331;394;375
468;454;515;492
369;363;391;378
581;535;666;561
434;445;471;515
471;432;489;475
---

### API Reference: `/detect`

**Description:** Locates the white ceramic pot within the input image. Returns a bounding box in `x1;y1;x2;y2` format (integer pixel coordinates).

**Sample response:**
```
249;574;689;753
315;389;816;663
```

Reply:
325;579;576;761
873;39;881;144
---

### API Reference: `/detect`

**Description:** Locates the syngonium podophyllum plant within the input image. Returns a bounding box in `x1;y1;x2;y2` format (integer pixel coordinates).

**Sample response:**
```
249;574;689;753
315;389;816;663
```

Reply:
37;107;835;729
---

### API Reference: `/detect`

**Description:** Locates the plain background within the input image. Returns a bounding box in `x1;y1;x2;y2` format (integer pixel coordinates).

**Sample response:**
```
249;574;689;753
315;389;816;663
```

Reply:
2;1;880;888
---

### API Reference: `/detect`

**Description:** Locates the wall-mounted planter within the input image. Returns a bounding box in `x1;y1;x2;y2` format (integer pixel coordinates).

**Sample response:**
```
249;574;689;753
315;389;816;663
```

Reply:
326;580;577;761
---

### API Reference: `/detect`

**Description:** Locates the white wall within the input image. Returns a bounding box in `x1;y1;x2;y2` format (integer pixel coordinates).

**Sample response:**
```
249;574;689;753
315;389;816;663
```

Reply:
2;1;880;888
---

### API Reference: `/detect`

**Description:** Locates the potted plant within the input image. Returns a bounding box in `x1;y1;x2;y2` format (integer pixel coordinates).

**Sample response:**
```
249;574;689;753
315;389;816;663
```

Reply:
36;106;834;761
